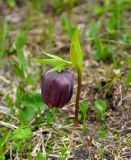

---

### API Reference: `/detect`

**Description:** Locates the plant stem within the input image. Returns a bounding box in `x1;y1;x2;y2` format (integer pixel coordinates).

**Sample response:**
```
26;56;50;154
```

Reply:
74;71;82;127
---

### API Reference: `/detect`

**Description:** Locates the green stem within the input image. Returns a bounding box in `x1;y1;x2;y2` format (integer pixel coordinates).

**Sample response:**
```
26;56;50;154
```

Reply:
74;71;82;127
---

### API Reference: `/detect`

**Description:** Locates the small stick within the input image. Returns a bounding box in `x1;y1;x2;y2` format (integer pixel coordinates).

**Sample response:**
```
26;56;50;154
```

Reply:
0;120;18;129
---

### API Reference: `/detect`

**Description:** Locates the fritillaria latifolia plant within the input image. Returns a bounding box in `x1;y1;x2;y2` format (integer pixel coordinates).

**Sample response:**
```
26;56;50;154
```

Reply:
34;27;83;127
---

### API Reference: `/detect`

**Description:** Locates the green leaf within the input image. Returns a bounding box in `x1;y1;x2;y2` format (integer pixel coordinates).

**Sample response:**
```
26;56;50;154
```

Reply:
85;21;100;38
94;36;105;60
19;92;46;122
125;70;131;87
13;63;25;79
5;94;15;113
0;131;11;147
35;151;45;160
107;1;121;30
7;0;16;8
16;49;26;70
0;20;10;58
80;102;90;133
70;27;83;73
25;73;34;85
0;151;5;160
43;107;58;125
42;50;63;60
62;16;75;38
125;56;131;67
94;99;107;121
80;101;89;116
94;5;104;16
47;63;66;73
22;106;35;121
98;123;107;138
12;125;32;142
28;155;33;160
93;36;113;61
34;58;65;67
21;92;45;111
14;31;27;51
34;51;71;71
94;99;107;113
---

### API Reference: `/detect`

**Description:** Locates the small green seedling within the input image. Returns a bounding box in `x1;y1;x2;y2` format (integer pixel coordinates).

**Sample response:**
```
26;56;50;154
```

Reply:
34;27;83;127
107;1;121;31
62;16;75;38
53;0;77;13
35;151;46;160
12;125;32;142
98;123;107;138
93;36;114;61
29;0;43;14
80;101;90;132
85;21;100;39
0;20;10;58
58;146;68;160
94;99;108;121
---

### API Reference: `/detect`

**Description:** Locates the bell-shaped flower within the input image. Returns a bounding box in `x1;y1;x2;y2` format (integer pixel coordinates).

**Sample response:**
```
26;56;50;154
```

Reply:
41;70;74;108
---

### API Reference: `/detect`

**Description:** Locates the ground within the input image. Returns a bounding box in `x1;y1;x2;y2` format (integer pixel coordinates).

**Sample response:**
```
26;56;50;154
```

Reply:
0;0;131;160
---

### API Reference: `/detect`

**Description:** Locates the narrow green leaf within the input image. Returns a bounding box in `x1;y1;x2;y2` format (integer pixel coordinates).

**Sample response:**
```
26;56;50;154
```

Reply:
36;151;45;160
0;131;11;147
125;70;131;87
85;21;100;38
47;63;66;73
34;53;71;70
42;50;63;60
70;27;83;73
62;16;75;38
0;20;9;58
14;31;27;50
34;58;64;67
13;63;25;79
5;94;15;113
34;50;71;72
126;56;131;67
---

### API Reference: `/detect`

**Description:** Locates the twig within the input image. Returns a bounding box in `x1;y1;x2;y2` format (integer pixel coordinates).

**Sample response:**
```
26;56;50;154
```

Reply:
0;120;18;129
32;142;41;157
0;76;10;84
45;131;52;147
40;132;46;157
0;104;19;121
10;143;13;160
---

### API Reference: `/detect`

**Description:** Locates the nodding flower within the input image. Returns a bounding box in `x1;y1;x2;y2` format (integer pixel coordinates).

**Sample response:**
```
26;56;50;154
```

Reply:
41;69;74;108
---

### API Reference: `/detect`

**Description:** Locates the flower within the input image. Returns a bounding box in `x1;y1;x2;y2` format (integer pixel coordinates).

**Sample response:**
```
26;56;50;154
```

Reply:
41;69;74;108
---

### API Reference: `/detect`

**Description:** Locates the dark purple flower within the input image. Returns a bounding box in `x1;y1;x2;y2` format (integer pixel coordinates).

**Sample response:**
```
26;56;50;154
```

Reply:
41;69;74;108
